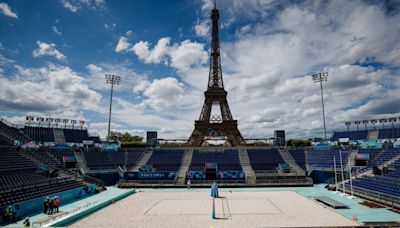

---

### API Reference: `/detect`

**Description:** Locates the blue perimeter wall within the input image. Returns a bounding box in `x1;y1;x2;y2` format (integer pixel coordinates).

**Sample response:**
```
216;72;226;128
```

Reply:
0;184;96;223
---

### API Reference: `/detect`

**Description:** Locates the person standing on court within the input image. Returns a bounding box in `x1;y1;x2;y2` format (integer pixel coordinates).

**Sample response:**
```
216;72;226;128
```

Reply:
48;198;54;215
4;206;13;223
54;196;60;213
43;197;49;214
187;179;191;190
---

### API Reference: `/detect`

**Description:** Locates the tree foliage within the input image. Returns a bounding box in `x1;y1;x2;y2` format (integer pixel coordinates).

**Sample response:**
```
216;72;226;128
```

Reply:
286;139;312;147
110;131;144;143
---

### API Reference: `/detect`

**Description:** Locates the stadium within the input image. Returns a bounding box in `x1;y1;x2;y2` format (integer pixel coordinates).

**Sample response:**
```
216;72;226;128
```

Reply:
1;0;400;227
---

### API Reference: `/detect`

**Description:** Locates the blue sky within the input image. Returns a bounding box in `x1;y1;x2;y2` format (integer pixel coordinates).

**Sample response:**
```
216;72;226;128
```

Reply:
0;0;399;139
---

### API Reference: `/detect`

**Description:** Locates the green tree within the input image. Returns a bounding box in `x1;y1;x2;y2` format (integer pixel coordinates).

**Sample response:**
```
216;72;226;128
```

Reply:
110;131;144;143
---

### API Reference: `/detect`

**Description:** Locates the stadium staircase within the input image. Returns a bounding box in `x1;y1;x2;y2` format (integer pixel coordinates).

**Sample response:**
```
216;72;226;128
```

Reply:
74;149;89;174
367;130;379;141
176;148;194;184
238;148;256;184
131;149;153;171
278;149;306;175
345;150;357;172
378;153;400;170
53;128;66;144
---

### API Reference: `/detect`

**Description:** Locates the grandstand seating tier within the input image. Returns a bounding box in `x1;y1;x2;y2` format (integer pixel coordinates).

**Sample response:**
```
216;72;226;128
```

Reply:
188;149;242;172
247;149;284;172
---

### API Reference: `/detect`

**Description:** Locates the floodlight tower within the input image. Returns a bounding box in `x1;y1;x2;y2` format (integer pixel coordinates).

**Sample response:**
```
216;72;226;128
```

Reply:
344;122;351;132
105;74;121;140
354;121;361;131
312;72;328;141
362;120;369;130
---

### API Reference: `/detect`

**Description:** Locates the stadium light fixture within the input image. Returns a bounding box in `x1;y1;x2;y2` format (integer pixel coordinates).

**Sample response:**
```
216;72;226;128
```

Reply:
362;120;369;130
354;121;361;131
370;119;378;130
79;120;85;130
388;117;397;128
312;72;328;141
105;74;121;141
344;122;351;132
379;118;387;129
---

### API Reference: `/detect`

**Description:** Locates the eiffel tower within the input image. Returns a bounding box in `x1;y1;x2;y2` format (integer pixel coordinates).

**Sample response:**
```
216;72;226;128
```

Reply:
188;1;245;147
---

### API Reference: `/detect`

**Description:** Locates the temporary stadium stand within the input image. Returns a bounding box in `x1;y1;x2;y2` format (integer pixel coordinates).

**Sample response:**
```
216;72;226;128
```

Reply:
146;149;184;172
0;119;31;144
306;149;350;169
366;148;399;169
84;151;114;169
24;126;55;143
378;127;400;139
83;150;143;170
385;161;400;178
63;129;91;143
358;148;381;161
0;147;37;172
126;149;144;170
89;136;101;143
188;149;242;172
288;149;307;170
17;125;96;144
346;175;400;197
0;148;84;208
331;127;400;142
29;149;63;169
331;130;368;141
247;148;285;172
49;149;76;165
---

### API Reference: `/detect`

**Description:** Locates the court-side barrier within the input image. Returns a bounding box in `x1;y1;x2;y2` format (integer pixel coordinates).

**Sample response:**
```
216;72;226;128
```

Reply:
0;184;96;224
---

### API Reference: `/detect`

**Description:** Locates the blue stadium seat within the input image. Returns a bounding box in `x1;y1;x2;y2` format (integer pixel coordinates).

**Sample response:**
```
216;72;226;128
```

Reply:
189;149;242;172
247;148;284;172
147;149;184;172
288;149;306;170
306;149;350;169
331;130;368;141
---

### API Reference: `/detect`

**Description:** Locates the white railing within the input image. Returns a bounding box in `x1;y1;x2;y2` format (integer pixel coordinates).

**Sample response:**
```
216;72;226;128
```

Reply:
33;201;98;227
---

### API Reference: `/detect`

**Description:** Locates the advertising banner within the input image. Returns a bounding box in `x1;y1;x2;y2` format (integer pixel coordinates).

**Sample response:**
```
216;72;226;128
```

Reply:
124;171;177;180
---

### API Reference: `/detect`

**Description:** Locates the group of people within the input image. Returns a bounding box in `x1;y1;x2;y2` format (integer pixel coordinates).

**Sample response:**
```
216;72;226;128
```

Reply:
2;196;61;227
43;196;60;215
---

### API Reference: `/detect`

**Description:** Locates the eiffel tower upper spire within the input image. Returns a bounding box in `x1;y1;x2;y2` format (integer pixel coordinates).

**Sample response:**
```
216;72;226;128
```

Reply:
209;0;223;88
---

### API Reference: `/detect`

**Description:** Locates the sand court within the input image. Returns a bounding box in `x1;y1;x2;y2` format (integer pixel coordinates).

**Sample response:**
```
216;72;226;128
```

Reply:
71;190;359;227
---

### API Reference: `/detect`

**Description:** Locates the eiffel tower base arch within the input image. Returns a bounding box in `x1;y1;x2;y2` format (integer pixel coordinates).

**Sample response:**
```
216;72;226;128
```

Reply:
188;120;245;147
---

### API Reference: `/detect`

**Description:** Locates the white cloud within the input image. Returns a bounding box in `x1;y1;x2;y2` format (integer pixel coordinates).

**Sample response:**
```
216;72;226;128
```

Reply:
115;33;131;52
194;20;210;37
51;26;62;36
61;0;78;12
85;63;148;92
32;41;66;61
169;40;208;71
142;77;185;111
61;0;105;12
0;2;18;18
0;64;103;114
115;35;208;71
131;38;171;64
